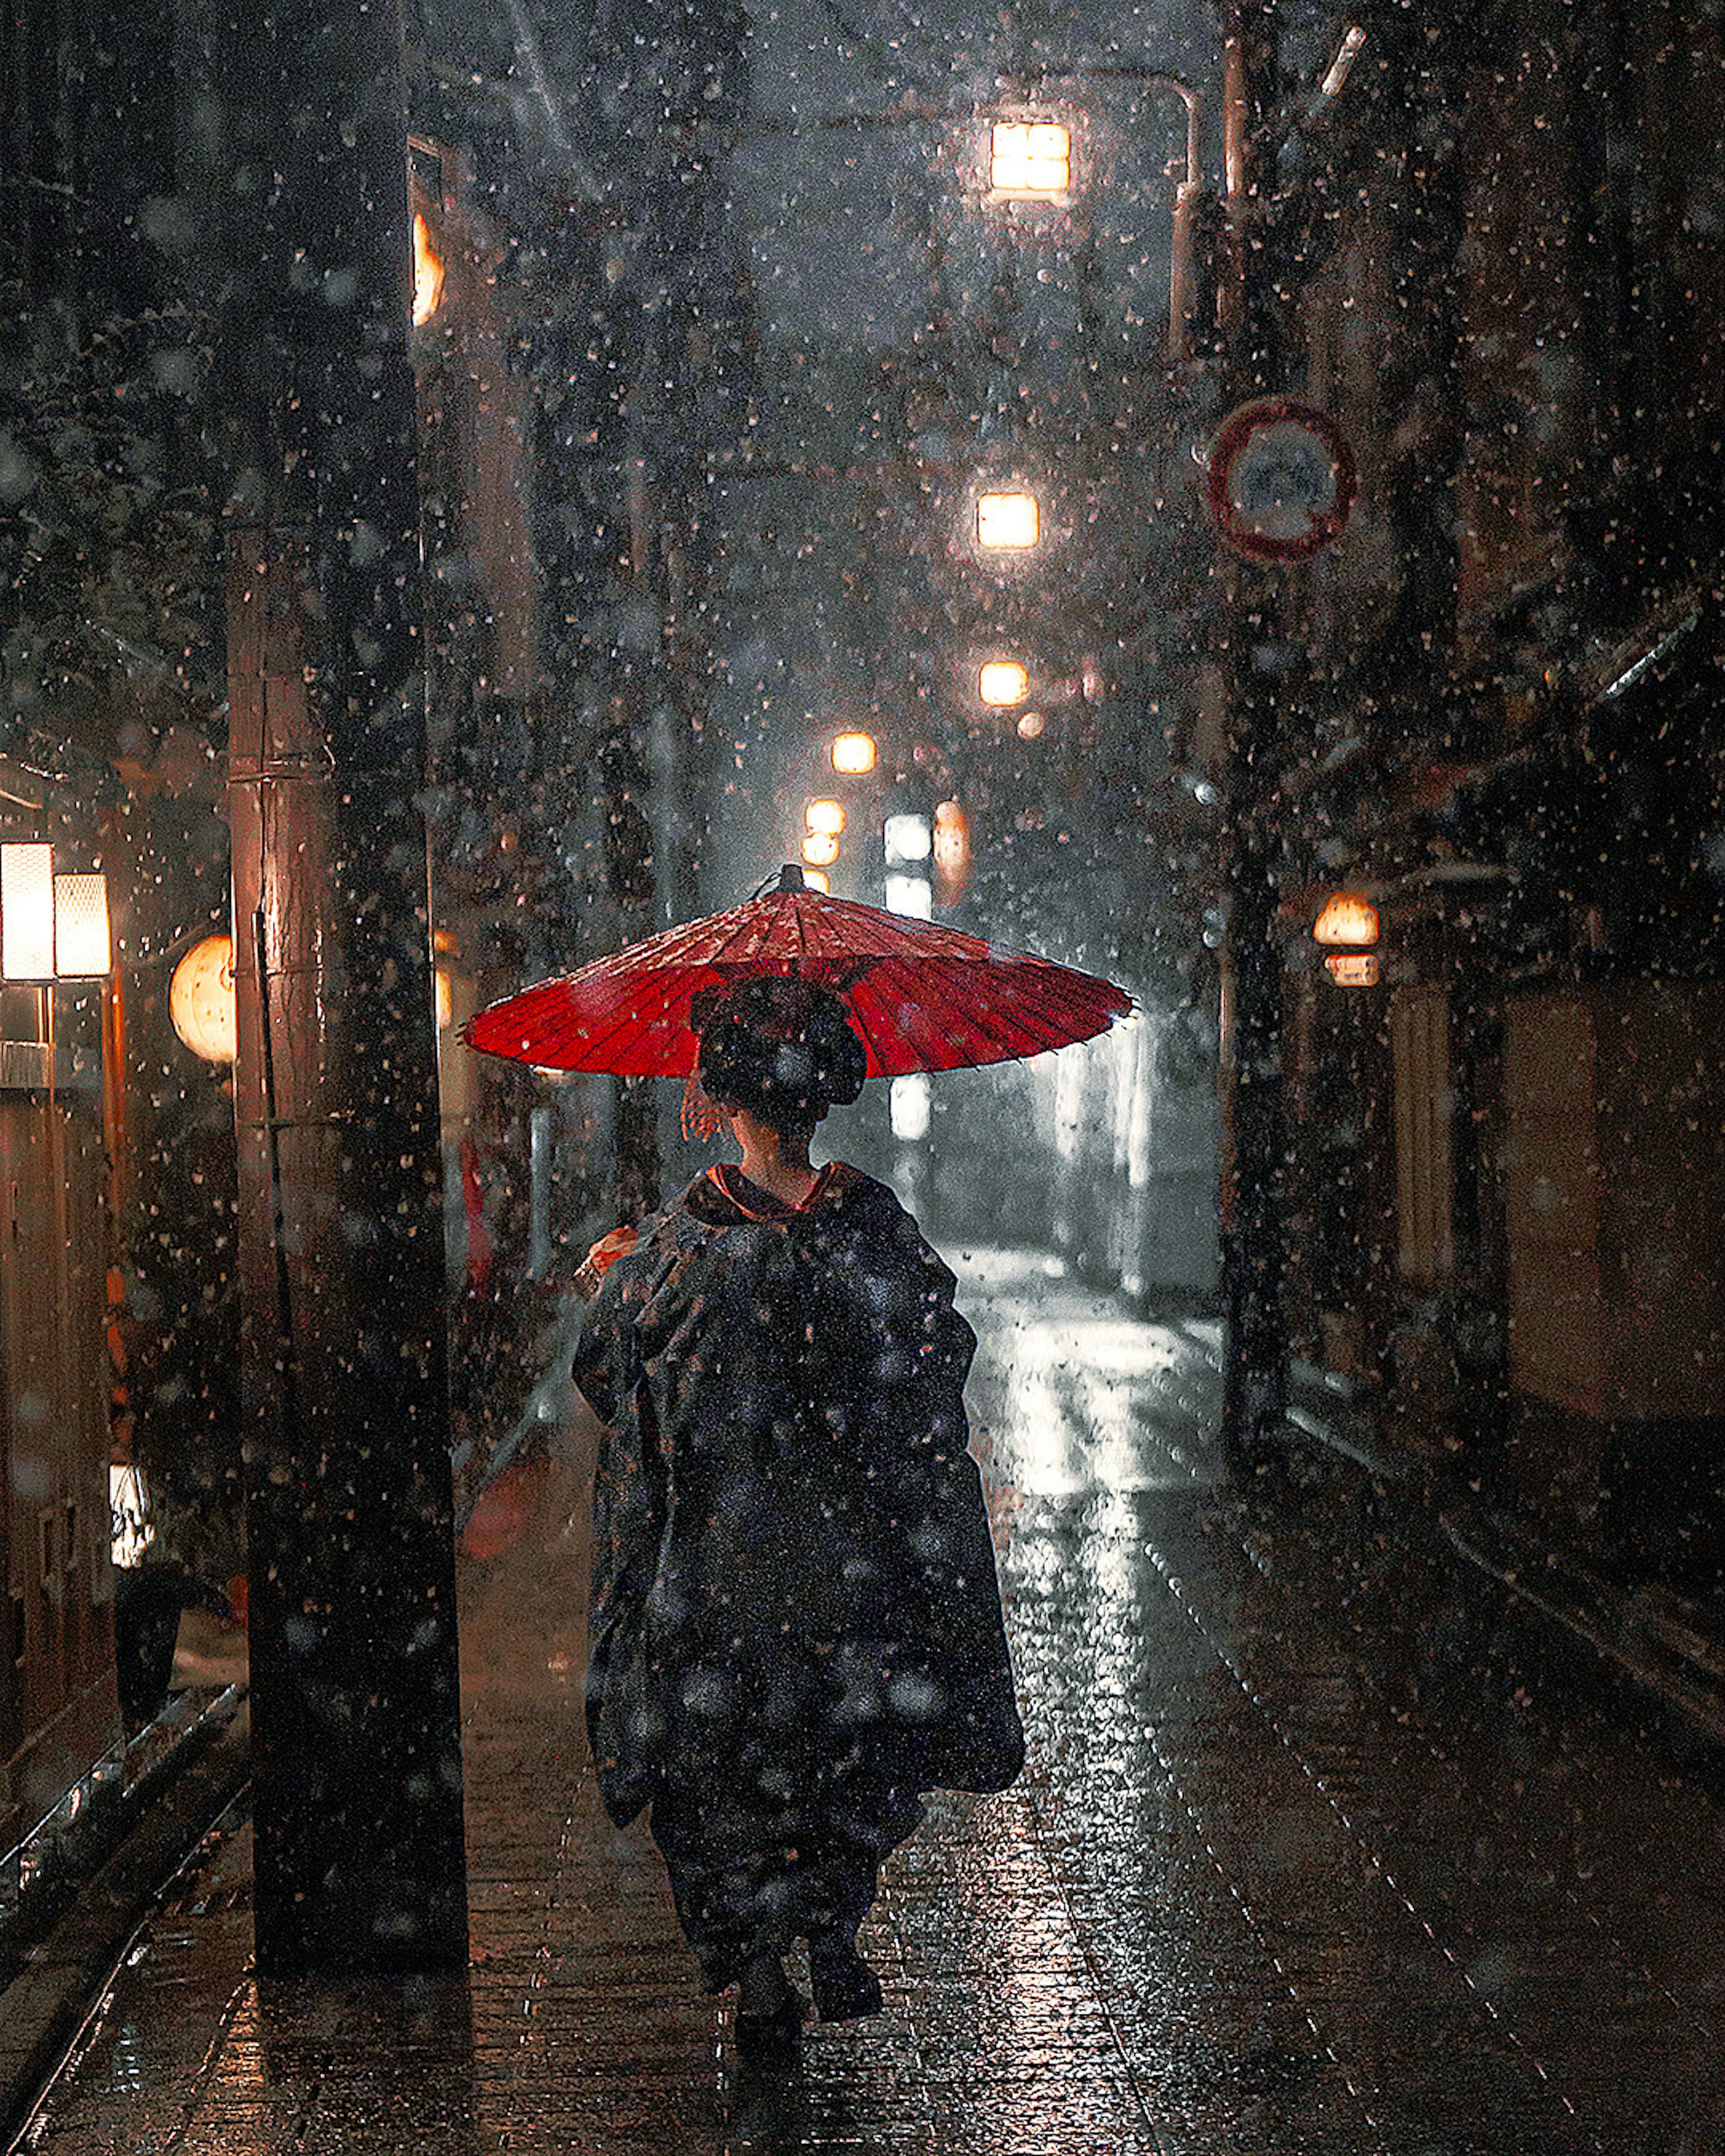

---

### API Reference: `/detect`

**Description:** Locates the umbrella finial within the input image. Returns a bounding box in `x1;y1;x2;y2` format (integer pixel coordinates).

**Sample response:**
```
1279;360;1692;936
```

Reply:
775;863;808;893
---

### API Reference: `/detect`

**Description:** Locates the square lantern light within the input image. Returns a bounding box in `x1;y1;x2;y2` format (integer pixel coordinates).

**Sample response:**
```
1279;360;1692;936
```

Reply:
830;731;877;774
0;844;112;981
977;490;1039;552
1;845;54;981
978;658;1031;708
55;875;112;977
802;798;845;868
990;121;1071;200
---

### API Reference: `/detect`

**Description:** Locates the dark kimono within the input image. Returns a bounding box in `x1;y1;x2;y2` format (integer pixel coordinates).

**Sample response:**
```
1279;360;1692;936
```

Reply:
571;1160;1024;1988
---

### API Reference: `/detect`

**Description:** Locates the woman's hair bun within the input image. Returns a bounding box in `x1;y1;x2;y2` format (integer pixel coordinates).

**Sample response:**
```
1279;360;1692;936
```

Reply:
693;975;867;1122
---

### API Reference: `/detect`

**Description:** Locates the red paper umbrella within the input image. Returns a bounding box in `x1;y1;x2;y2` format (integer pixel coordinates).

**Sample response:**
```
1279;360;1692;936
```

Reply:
463;867;1132;1078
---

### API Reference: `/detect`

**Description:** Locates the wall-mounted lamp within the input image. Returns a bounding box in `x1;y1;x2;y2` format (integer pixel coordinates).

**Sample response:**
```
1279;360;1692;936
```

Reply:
1313;890;1380;988
1313;891;1380;947
169;934;237;1063
0;844;111;981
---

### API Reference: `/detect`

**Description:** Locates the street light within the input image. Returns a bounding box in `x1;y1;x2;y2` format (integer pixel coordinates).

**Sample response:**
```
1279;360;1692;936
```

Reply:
801;796;845;869
988;120;1072;202
831;731;877;774
976;490;1039;551
978;658;1031;707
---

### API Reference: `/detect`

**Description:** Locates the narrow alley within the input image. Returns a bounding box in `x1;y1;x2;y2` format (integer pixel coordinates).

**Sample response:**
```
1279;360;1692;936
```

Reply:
13;1251;1725;2155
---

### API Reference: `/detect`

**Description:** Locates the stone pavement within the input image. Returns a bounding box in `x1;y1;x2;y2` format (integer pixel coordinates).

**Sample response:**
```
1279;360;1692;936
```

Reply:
11;1249;1725;2154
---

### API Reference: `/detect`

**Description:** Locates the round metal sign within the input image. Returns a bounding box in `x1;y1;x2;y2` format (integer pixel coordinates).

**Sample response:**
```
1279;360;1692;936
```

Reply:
1208;398;1357;561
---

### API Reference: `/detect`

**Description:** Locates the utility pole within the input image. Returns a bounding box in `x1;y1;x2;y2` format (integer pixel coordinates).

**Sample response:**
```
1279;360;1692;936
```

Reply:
207;0;468;1972
1216;0;1293;1480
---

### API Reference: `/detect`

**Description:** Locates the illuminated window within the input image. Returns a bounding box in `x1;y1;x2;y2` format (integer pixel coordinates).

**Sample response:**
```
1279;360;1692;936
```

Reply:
805;799;846;837
885;874;932;920
978;659;1030;707
977;491;1039;551
884;814;932;865
889;1073;931;1141
831;732;877;774
412;212;446;326
990;121;1070;199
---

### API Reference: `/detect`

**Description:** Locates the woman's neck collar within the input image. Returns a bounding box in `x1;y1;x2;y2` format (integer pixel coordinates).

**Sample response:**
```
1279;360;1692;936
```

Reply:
730;1109;819;1208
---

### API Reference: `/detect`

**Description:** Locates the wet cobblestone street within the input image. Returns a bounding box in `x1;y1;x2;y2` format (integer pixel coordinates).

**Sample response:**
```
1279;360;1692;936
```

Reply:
13;1249;1725;2154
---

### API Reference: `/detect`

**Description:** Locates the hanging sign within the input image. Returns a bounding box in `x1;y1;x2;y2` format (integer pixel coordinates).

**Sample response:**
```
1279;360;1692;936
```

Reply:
1208;398;1357;561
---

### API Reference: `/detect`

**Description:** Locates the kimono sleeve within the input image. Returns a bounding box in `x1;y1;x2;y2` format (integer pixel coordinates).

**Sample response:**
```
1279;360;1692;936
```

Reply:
569;1265;636;1427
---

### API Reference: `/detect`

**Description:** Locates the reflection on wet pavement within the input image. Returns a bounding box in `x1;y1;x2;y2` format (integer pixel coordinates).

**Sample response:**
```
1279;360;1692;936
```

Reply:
16;1248;1725;2153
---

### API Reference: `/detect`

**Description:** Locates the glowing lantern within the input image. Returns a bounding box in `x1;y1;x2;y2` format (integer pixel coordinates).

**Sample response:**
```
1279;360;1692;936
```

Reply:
933;800;971;904
831;732;877;774
977;491;1039;551
1;845;54;981
1313;892;1380;947
990;121;1071;199
1324;951;1380;988
170;934;237;1063
801;830;840;868
979;659;1030;707
53;875;112;977
805;799;846;837
884;814;932;865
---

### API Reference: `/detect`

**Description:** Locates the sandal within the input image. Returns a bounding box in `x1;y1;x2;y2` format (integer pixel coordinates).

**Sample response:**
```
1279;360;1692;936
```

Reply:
736;1955;804;2063
736;1994;804;2063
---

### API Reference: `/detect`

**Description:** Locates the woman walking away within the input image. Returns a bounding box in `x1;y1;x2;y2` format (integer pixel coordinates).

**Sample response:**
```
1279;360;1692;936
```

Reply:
571;973;1024;2059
